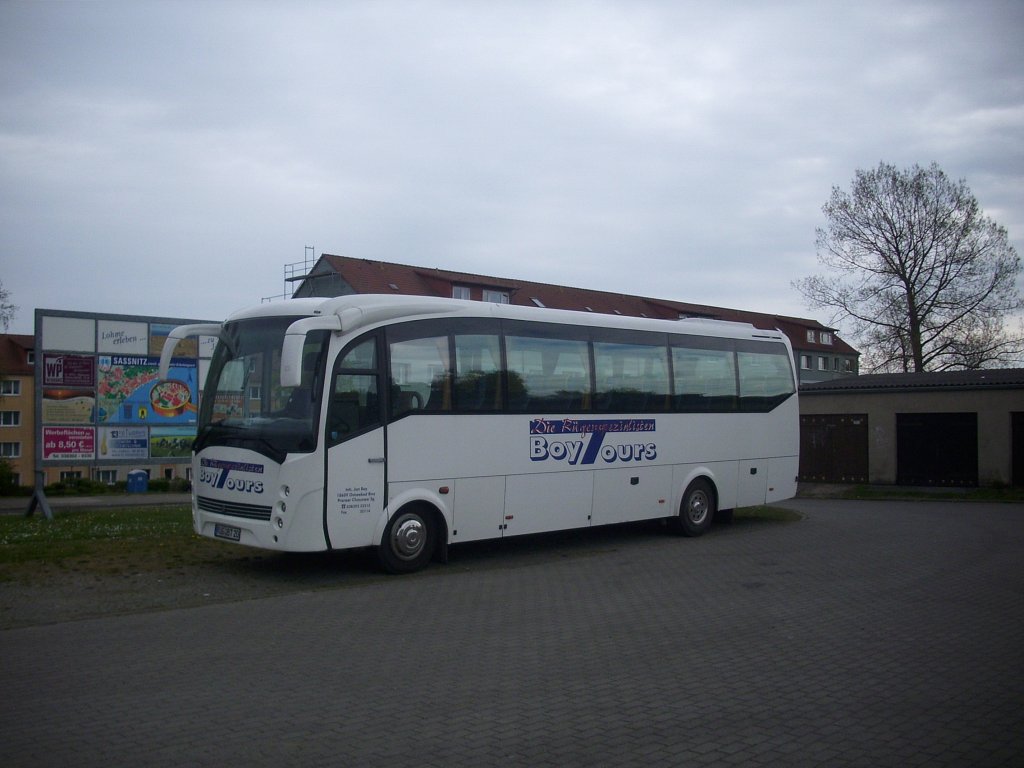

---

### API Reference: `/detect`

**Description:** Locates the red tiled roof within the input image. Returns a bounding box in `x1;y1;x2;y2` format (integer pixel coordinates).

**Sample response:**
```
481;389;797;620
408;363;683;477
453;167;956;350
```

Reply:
0;334;34;376
312;254;858;356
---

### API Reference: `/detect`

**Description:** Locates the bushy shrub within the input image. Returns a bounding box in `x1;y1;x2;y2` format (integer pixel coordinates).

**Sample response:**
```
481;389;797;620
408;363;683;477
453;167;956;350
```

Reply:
0;460;32;496
46;477;113;496
0;459;16;494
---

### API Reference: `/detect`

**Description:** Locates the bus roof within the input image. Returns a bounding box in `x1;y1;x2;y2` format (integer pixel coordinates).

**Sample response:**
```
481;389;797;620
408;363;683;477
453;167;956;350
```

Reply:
228;294;787;343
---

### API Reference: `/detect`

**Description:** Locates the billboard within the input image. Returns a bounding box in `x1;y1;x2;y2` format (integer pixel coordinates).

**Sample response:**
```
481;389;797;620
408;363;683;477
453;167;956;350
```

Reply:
35;310;216;467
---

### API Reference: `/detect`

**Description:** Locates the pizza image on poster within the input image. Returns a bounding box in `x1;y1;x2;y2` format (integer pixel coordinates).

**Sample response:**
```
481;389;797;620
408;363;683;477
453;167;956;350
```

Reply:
96;355;199;425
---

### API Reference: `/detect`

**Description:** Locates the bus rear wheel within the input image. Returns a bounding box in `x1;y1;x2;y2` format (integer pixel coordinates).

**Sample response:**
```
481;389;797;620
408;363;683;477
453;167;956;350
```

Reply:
672;478;715;537
378;506;436;574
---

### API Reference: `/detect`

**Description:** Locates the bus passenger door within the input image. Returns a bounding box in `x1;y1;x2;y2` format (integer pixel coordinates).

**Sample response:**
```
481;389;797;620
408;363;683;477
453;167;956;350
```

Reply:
323;335;387;550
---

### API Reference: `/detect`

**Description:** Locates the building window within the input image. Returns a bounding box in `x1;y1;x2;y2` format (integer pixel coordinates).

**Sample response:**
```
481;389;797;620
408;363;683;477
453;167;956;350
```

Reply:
0;411;19;426
248;385;261;400
806;330;815;343
482;289;509;304
60;470;82;482
452;285;471;301
0;442;20;458
818;356;828;371
844;359;854;373
1;380;21;396
820;331;832;345
530;297;545;307
833;358;841;371
800;355;812;370
96;469;117;485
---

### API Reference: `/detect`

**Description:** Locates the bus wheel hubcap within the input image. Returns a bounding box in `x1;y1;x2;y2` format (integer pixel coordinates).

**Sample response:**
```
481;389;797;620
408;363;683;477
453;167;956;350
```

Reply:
688;493;708;524
392;514;425;560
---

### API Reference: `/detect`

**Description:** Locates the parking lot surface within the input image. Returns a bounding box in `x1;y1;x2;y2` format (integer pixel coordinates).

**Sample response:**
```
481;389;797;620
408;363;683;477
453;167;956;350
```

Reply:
2;499;1022;767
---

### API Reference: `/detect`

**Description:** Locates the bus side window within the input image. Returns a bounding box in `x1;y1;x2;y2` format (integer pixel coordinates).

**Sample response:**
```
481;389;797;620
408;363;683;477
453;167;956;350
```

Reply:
672;345;738;412
389;336;451;417
593;341;670;413
329;374;380;442
454;333;502;411
506;335;591;412
737;345;795;412
328;337;381;445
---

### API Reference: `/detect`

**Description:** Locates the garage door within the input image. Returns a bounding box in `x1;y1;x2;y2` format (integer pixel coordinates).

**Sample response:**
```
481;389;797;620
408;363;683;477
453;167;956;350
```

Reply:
896;412;978;486
799;414;868;483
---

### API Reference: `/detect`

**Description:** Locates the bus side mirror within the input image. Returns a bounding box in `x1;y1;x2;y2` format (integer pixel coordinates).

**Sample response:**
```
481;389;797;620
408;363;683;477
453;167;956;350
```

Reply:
158;323;222;379
281;315;342;388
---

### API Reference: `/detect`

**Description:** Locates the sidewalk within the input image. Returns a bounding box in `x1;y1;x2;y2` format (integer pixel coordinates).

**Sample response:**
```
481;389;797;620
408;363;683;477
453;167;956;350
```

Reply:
0;492;192;514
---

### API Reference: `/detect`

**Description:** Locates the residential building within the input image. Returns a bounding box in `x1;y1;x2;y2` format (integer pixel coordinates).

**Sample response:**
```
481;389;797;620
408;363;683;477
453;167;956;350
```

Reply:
290;254;859;382
0;333;35;487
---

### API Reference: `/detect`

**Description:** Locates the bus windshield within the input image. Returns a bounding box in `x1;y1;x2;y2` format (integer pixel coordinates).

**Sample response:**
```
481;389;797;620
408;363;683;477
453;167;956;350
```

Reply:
196;316;330;462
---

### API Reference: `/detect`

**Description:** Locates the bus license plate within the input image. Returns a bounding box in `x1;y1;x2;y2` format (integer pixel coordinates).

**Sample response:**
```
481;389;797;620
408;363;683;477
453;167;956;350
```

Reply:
214;523;241;542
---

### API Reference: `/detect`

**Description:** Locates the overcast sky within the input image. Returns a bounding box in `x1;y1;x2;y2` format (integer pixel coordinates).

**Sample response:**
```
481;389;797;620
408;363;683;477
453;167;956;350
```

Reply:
2;0;1022;337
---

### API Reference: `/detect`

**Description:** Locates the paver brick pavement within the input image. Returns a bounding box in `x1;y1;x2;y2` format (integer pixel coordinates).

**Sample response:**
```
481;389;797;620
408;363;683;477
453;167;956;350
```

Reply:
1;499;1023;766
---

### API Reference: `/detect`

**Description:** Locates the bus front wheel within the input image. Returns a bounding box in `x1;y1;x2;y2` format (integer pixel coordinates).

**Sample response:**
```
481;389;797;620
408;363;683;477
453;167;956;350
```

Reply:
379;506;436;574
672;478;715;537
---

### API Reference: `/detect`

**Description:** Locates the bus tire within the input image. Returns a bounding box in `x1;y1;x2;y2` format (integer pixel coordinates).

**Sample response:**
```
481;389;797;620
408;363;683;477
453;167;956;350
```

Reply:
673;478;715;537
378;505;436;574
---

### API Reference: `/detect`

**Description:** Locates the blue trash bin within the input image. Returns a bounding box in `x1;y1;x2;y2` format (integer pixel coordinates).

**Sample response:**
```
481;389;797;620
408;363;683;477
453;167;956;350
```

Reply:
127;470;149;493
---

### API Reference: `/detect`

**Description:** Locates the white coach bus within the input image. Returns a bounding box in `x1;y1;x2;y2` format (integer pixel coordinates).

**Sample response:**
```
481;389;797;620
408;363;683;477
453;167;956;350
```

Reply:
159;294;798;572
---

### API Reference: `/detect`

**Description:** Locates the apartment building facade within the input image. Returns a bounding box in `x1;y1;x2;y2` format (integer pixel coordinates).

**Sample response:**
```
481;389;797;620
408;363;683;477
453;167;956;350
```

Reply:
289;254;860;383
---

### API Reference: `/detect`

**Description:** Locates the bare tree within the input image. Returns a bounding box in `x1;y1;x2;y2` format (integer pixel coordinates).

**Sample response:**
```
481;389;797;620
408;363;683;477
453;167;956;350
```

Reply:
0;279;15;332
795;162;1023;372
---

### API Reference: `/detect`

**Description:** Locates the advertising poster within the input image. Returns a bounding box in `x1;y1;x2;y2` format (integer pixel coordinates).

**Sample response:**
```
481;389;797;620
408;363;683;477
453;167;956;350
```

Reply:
97;427;149;460
42;353;96;387
150;426;196;458
41;389;96;424
97;356;199;425
43;426;96;461
199;335;218;358
149;323;198;357
97;320;148;354
40;315;95;353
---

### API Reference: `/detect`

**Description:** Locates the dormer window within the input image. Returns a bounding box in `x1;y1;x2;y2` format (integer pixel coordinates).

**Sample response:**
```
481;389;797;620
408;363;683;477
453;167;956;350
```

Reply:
820;331;832;345
452;286;470;300
482;289;509;304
